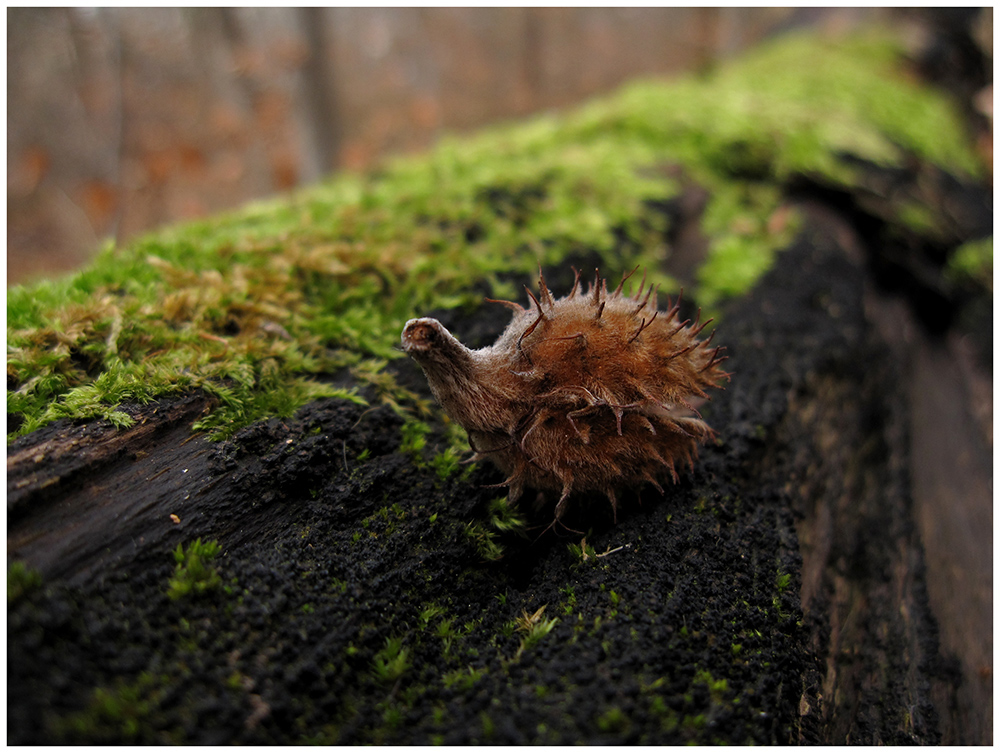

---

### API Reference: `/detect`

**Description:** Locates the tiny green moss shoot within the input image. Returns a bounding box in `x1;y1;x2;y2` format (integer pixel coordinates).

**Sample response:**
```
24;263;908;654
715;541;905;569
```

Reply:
371;637;411;684
8;561;43;603
167;539;223;601
947;236;993;292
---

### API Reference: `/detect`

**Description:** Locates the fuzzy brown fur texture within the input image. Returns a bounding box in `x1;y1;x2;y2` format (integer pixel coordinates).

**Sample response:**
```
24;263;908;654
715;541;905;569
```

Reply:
401;268;729;523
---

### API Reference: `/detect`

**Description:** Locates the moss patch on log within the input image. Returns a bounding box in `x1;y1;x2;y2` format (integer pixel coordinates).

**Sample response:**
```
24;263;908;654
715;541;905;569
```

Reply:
7;29;980;443
948;236;993;292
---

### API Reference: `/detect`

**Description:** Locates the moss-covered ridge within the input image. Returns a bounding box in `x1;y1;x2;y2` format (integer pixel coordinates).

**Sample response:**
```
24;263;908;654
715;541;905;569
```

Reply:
7;29;981;442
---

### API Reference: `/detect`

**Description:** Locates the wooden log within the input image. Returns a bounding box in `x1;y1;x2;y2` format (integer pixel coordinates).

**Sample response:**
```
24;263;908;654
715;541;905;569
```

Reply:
9;202;986;743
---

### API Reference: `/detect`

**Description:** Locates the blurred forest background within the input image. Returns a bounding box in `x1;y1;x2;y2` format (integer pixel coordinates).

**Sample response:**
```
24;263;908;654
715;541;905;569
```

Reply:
6;7;991;285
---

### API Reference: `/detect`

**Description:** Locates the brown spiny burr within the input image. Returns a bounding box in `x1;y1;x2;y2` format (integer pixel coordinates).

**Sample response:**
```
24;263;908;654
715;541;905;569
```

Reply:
401;268;729;523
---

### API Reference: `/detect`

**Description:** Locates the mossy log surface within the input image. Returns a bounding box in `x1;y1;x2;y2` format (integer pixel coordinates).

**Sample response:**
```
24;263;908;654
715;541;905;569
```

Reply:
7;29;992;745
8;198;990;744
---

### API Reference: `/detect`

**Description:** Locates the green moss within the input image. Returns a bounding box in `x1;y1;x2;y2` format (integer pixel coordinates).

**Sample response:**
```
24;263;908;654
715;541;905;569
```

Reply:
463;521;505;562
653;701;680;734
567;539;597;563
513;605;559;660
430;446;463;481
461;496;529;561
479;711;496;739
381;704;404;731
442;666;486;691
948;236;993;292
7;29;979;443
694;185;800;313
357;503;409;540
597;706;630;734
433;617;460;654
418;602;448;628
167;539;223;601
560;585;578;616
399;420;431;461
568;30;979;317
486;496;528;535
7;561;43;603
693;669;730;704
56;672;175;744
682;713;707;734
371;636;411;684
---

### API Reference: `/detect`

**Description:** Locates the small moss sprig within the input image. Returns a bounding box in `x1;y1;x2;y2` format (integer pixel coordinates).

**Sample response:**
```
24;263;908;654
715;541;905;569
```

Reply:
167;539;223;601
371;637;410;685
947;237;993;292
513;605;559;661
442;666;485;691
462;497;528;561
55;672;167;743
486;497;527;535
567;538;598;563
8;561;43;603
463;522;505;562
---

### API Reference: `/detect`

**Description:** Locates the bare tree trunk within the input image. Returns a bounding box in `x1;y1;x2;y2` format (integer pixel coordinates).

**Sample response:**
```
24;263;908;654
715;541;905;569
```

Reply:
297;7;341;177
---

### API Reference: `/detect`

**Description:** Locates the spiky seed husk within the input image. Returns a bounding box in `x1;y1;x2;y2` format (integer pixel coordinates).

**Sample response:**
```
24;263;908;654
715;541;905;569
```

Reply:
402;268;729;522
